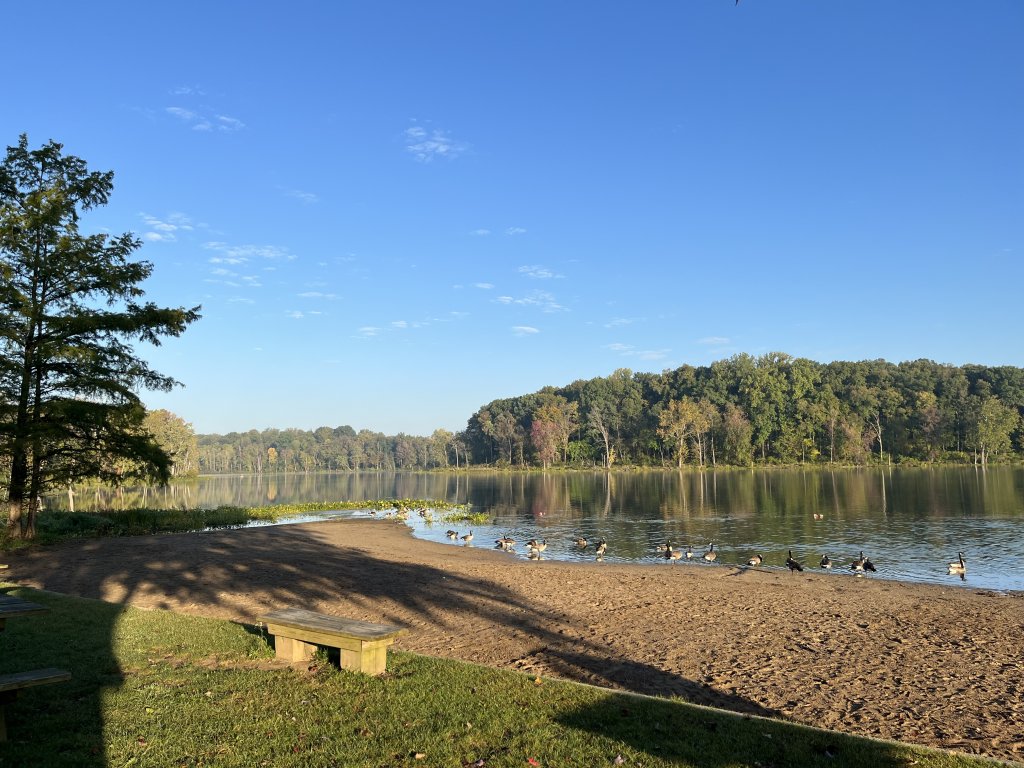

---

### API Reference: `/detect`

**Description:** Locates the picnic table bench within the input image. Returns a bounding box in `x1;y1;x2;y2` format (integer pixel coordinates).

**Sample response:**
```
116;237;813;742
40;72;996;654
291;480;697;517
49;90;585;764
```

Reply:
0;595;49;632
260;608;404;676
0;668;72;740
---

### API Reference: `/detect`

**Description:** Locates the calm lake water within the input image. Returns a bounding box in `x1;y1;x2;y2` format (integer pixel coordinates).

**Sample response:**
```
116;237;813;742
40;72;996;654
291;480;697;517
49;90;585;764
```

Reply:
50;467;1024;593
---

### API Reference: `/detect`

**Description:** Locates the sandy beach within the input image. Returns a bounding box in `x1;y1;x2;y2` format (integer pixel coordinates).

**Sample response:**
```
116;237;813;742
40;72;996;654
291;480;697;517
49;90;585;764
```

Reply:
5;518;1023;763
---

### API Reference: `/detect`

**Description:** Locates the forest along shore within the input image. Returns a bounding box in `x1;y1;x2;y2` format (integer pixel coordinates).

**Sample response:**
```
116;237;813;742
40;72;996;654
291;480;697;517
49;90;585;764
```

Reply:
6;519;1023;763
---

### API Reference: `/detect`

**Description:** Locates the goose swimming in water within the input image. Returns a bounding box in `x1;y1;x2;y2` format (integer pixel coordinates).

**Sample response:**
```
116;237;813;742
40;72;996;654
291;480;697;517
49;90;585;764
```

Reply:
746;553;763;566
446;530;459;539
948;551;966;575
573;537;588;548
786;550;804;572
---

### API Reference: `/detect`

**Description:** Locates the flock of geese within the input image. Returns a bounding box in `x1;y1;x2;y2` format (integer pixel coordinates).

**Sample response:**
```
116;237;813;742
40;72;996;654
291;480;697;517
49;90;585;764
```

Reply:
442;528;968;578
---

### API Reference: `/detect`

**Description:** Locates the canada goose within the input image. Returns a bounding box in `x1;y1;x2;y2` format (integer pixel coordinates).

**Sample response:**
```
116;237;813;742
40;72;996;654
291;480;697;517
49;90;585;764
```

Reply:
460;530;474;543
495;534;516;550
820;554;832;569
850;551;866;572
527;549;542;560
526;538;547;553
746;554;763;566
812;513;824;520
595;539;608;557
446;530;459;539
948;551;966;575
573;537;588;548
656;540;673;553
863;555;877;572
703;543;717;563
685;545;694;560
665;545;684;562
786;550;804;572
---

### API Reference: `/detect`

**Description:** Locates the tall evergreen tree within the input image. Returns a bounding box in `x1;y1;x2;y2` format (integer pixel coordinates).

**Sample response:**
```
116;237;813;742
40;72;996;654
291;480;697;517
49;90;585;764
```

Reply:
0;135;200;538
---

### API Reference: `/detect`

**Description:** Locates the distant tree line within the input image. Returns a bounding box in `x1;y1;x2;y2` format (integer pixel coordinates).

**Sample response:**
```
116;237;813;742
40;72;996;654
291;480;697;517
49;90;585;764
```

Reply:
196;427;462;474
463;354;1023;469
193;354;1023;474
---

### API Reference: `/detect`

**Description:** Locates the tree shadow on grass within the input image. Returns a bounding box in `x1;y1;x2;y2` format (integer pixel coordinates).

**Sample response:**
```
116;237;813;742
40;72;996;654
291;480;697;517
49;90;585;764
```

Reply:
0;586;121;767
3;521;781;763
556;691;937;768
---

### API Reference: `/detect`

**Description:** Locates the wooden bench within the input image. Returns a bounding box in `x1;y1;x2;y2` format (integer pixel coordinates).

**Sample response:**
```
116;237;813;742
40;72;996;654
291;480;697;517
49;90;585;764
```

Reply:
0;596;48;633
260;608;404;676
0;668;72;741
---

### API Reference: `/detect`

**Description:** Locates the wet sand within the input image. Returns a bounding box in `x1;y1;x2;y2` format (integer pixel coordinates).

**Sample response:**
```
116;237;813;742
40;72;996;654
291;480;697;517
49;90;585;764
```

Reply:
5;519;1023;763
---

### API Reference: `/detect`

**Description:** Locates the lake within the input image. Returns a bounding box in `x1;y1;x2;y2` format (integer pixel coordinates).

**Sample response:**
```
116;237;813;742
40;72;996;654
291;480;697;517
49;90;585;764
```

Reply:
50;467;1024;593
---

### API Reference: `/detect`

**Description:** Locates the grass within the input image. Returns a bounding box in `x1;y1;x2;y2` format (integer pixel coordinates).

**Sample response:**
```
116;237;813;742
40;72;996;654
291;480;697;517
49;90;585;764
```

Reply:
0;499;470;549
0;587;1008;768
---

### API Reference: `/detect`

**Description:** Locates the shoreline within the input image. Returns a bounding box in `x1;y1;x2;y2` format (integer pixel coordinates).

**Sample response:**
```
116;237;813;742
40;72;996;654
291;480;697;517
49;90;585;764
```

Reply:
6;518;1023;764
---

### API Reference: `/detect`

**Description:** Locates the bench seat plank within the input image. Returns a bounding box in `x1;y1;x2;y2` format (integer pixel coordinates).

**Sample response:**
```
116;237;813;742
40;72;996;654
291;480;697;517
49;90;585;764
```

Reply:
261;608;403;640
259;608;404;676
0;668;71;694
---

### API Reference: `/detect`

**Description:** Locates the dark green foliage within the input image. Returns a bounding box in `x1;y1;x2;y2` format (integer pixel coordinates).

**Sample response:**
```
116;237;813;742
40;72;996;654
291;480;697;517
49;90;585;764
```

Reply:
0;135;200;538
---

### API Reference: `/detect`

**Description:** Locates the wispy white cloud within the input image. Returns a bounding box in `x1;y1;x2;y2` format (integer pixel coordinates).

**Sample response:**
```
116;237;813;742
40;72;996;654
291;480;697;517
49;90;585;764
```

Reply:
605;317;641;328
285;189;319;204
357;326;381;337
286;311;305;319
170;85;206;96
204;242;297;262
474;282;494;290
297;291;337;299
165;106;245;132
472;228;491;236
512;326;539;336
216;115;245;131
518;265;562;280
139;212;194;243
495;290;566;313
392;320;408;329
506;226;527;236
404;123;468;162
607;342;670;361
227;297;255;304
698;336;731;345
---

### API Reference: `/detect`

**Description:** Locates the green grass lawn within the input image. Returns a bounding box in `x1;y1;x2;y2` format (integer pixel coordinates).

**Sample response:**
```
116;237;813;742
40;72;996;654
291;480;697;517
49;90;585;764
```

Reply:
0;586;1007;768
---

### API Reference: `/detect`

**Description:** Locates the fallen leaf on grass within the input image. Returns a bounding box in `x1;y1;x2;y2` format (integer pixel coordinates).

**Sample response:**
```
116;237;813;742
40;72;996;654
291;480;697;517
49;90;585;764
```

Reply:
528;759;540;766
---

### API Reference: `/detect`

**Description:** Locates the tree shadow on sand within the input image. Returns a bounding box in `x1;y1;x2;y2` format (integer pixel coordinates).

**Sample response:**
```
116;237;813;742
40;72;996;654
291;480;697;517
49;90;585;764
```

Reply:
5;521;781;761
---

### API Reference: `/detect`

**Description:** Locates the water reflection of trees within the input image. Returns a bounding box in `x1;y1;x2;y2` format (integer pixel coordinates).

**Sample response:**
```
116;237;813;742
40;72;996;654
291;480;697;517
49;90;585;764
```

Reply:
45;468;1023;525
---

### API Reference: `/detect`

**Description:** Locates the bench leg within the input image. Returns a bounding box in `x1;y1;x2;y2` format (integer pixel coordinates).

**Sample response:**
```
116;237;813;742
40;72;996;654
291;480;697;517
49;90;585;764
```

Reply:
339;642;391;676
274;636;315;663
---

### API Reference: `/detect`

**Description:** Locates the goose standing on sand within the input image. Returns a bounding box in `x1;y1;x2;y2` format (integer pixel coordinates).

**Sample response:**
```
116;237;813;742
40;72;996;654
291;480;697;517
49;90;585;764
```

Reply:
786;550;804;572
948;551;966;575
819;554;832;569
595;539;608;558
746;553;763;567
850;551;866;572
703;543;717;563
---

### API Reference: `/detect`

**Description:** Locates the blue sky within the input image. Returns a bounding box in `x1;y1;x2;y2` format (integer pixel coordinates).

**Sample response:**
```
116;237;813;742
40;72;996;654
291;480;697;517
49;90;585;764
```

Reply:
6;2;1022;436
